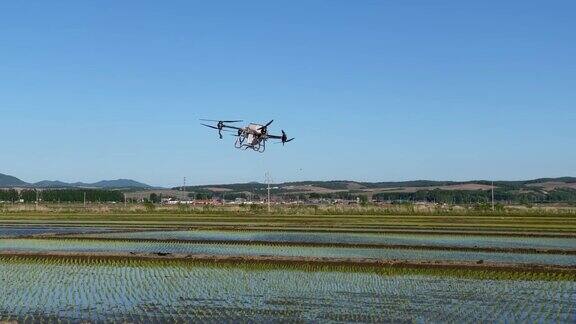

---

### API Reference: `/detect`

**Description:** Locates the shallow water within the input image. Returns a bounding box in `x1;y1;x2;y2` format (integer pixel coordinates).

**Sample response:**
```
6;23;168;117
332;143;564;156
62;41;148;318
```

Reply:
0;226;114;238
0;259;574;323
79;229;576;250
1;238;575;266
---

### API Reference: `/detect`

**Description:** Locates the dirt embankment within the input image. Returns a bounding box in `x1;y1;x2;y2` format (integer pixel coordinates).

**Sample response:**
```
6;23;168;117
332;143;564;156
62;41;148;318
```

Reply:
0;250;574;275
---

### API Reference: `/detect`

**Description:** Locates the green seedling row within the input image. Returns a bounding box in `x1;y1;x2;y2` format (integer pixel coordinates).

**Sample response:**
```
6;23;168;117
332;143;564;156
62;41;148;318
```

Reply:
2;238;576;266
0;256;574;322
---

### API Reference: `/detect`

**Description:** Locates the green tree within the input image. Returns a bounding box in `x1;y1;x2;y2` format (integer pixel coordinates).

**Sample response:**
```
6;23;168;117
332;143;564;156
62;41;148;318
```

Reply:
149;193;161;203
20;189;37;203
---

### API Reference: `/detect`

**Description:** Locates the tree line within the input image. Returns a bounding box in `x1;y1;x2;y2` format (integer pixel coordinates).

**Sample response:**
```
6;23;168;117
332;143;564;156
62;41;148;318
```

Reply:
372;188;576;204
0;189;124;203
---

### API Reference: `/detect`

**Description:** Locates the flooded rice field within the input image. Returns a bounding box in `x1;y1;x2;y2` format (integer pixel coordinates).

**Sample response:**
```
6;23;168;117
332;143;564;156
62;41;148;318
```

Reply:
0;257;574;323
1;238;575;266
0;226;115;238
1;223;575;322
78;229;576;250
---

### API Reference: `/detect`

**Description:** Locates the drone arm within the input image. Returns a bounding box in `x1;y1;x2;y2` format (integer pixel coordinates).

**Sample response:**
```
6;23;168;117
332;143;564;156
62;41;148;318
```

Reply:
222;125;242;130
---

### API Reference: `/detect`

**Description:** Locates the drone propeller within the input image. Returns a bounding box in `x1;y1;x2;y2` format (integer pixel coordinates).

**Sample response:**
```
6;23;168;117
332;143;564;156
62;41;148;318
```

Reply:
258;120;274;134
201;123;219;130
200;119;243;123
201;123;235;131
200;119;243;139
281;130;295;146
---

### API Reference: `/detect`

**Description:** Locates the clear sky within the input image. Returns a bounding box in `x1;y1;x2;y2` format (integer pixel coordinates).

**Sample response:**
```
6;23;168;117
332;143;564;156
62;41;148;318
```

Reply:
1;1;575;187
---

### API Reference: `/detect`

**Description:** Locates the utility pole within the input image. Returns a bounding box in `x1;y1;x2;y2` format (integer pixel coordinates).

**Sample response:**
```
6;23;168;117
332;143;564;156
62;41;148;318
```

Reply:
491;181;495;211
265;172;272;213
84;192;86;207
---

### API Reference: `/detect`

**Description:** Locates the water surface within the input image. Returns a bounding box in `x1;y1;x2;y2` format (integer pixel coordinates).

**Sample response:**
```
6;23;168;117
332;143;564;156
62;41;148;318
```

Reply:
79;229;576;250
0;226;114;238
2;238;575;266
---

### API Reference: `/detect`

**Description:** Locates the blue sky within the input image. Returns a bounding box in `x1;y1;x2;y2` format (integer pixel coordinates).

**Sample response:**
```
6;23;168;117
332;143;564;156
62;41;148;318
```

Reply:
1;1;575;187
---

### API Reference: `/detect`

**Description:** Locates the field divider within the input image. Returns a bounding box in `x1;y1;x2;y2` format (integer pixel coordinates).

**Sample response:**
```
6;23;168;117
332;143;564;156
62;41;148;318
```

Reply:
0;250;574;278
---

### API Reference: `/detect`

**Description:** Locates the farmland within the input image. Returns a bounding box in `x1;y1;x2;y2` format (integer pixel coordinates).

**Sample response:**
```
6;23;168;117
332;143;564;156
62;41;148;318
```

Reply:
0;209;575;322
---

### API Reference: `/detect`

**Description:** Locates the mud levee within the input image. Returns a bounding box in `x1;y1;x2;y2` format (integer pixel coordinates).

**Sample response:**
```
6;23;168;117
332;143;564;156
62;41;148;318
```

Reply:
0;250;574;276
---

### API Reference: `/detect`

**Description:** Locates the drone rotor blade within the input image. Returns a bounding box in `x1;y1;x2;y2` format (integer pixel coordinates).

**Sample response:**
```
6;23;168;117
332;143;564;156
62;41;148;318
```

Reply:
286;138;295;142
201;123;219;130
258;120;274;131
200;119;243;123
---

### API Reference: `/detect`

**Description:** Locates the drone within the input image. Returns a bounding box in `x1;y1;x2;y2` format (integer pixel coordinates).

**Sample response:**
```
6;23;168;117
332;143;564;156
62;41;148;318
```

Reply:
201;119;294;153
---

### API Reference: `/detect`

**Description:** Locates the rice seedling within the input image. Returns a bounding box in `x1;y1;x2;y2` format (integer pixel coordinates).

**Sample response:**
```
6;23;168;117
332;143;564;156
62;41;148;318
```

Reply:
1;210;575;236
2;238;575;266
0;256;574;322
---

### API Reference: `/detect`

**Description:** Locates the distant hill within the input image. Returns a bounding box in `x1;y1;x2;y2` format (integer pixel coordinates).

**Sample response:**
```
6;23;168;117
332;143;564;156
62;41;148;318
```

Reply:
175;177;576;203
3;171;576;202
0;173;153;189
0;174;28;187
178;177;576;193
33;179;152;189
88;179;152;189
33;180;72;188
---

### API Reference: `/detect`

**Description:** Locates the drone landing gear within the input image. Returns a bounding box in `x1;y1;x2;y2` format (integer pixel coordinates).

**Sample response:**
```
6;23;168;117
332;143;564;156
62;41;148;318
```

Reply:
257;141;266;153
234;136;266;153
234;136;245;149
